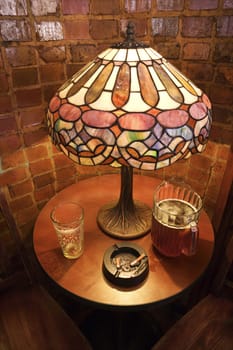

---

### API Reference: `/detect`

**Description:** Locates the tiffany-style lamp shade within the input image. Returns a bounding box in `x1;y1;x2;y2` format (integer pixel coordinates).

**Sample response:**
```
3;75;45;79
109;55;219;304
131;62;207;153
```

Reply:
47;23;212;239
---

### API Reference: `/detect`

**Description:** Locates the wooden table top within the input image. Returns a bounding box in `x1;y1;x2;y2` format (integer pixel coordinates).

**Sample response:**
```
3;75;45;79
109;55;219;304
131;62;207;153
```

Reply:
33;174;215;310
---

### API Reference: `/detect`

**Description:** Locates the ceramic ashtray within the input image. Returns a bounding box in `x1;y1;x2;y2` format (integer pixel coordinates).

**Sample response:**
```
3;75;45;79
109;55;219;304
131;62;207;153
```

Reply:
102;242;149;287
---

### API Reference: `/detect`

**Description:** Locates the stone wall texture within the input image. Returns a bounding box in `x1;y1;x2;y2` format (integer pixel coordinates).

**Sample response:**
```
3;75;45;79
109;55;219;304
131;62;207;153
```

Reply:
0;0;233;268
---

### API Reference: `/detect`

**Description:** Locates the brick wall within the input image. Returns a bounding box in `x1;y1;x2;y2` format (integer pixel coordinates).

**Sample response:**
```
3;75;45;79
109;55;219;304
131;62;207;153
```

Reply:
0;1;233;265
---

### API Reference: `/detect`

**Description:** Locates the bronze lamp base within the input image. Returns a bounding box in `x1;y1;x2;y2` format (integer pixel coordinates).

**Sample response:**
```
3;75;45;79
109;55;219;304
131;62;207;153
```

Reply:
97;166;152;239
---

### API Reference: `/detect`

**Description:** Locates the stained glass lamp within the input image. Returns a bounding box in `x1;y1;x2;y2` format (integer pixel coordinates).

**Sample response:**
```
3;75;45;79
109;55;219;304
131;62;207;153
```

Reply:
47;23;212;239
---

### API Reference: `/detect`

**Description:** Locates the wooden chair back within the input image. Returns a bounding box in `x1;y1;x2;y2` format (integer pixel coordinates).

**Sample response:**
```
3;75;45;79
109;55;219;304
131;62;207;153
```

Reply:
205;180;233;297
0;187;33;289
0;187;92;350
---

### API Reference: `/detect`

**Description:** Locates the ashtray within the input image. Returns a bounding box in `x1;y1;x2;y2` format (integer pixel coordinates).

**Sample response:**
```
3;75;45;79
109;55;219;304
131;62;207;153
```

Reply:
102;242;149;287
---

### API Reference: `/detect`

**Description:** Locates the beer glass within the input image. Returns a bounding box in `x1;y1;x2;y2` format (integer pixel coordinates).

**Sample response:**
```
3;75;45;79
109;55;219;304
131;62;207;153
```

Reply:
151;180;202;257
51;201;84;259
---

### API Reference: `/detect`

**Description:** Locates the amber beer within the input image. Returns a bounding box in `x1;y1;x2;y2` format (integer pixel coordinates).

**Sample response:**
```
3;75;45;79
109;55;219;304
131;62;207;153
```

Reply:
151;198;199;257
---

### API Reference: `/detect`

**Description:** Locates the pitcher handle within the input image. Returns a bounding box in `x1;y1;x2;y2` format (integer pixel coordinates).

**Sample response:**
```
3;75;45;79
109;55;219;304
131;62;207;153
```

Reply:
182;221;199;256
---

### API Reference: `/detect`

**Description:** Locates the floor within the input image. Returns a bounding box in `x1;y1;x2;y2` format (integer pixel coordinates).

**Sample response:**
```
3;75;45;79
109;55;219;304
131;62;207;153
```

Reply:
80;309;160;350
61;296;184;350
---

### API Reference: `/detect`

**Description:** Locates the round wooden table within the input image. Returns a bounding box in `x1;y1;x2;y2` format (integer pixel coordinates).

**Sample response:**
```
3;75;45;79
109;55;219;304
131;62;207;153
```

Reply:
33;174;215;311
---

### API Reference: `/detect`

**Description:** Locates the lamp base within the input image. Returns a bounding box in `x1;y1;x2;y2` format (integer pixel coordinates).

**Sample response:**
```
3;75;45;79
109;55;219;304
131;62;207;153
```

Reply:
97;200;152;239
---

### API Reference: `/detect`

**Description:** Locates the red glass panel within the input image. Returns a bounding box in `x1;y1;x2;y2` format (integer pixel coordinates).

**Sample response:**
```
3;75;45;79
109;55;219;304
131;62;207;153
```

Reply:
59;103;81;121
202;94;211;109
49;96;61;112
157;110;189;128
189;102;207;120
82;110;116;128
119;113;155;130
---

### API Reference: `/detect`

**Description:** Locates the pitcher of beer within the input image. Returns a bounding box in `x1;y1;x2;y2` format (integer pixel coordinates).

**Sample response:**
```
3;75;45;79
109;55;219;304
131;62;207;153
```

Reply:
151;180;203;257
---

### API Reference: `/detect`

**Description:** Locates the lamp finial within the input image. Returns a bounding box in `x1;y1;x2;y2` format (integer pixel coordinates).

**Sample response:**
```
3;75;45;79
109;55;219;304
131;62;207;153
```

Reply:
112;21;148;49
126;21;135;43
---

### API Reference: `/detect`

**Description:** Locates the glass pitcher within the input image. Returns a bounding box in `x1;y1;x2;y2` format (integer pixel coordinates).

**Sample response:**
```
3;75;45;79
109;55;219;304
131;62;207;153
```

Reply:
151;180;203;257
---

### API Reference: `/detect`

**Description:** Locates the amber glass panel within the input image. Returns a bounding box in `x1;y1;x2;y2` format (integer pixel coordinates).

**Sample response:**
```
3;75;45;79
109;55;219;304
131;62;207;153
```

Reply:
138;62;158;106
86;63;114;104
67;60;102;98
153;62;183;104
113;63;130;108
165;62;197;96
58;61;94;93
128;148;140;159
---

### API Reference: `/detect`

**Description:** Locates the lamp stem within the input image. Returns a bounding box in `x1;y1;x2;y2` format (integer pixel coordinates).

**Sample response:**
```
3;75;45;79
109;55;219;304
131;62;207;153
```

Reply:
97;165;152;239
118;165;135;215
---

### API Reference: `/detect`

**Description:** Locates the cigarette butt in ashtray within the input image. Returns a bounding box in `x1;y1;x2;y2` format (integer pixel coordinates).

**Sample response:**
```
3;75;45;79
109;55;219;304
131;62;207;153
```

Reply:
116;256;121;269
130;253;146;267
